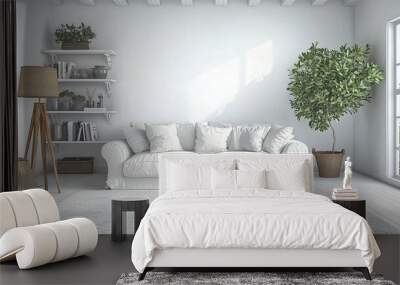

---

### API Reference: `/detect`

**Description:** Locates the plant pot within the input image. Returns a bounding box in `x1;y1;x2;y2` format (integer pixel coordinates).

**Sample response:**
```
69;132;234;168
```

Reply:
312;148;345;178
61;41;89;50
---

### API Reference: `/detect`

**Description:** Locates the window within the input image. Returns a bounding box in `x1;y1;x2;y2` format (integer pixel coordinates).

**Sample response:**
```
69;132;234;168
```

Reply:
388;17;400;180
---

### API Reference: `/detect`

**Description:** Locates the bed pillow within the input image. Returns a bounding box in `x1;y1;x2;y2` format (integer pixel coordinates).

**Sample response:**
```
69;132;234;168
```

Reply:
236;170;267;189
263;125;294;154
123;123;150;154
237;156;312;192
145;123;183;153
211;168;237;190
266;162;308;191
194;124;232;153
177;123;195;151
167;163;212;191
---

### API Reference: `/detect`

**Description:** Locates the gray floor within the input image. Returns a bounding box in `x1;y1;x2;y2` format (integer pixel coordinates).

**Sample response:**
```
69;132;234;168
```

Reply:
0;235;399;285
0;235;133;285
41;172;400;234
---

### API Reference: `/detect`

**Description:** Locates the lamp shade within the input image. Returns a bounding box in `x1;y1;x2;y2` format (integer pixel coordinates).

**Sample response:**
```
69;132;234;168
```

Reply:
18;66;59;98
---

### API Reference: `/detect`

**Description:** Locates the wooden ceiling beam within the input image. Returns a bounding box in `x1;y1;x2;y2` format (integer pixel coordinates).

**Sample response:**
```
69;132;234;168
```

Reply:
311;0;329;5
281;0;296;6
79;0;96;6
181;0;193;5
112;0;129;6
215;0;228;6
343;0;360;6
248;0;261;6
147;0;161;5
51;0;63;5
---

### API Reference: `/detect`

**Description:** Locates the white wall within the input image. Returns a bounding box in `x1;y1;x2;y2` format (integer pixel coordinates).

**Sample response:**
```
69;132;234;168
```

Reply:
17;0;355;172
354;0;400;188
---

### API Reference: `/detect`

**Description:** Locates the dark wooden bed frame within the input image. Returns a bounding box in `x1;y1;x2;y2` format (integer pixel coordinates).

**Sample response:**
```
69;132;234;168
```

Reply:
138;267;372;281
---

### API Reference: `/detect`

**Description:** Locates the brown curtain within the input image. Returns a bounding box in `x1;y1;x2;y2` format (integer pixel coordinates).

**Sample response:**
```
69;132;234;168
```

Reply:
0;0;17;192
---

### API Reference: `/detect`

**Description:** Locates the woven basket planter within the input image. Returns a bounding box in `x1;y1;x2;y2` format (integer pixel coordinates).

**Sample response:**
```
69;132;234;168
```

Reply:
313;148;345;178
61;41;89;50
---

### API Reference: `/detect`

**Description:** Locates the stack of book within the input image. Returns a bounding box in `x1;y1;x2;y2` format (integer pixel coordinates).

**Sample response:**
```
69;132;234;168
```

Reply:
332;188;359;200
62;121;98;142
53;61;76;79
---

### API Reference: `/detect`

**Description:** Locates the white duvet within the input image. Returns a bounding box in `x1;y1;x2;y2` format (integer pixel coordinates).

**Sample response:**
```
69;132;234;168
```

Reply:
131;190;380;273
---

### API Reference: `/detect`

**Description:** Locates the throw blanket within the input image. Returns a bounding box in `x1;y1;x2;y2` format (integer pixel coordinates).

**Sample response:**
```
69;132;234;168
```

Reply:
131;190;380;272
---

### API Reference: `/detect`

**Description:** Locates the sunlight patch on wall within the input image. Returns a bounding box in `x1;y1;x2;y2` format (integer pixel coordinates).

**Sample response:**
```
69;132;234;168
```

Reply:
186;41;274;122
245;41;274;86
186;57;241;121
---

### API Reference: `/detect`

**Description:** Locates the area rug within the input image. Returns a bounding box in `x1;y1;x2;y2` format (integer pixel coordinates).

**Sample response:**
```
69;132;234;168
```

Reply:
116;272;396;285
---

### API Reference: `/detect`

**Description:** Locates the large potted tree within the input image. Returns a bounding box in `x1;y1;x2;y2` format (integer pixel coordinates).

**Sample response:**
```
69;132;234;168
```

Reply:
288;43;383;177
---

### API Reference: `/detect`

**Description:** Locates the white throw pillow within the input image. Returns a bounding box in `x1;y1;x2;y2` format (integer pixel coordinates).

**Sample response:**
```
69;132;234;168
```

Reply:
238;126;269;152
208;122;270;151
177;123;195;151
236;170;267;189
145;123;183;153
194;124;232;153
123;124;149;154
263;125;294;154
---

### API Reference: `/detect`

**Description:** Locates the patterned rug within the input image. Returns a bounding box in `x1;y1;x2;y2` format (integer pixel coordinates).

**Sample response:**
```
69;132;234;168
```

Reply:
116;272;396;285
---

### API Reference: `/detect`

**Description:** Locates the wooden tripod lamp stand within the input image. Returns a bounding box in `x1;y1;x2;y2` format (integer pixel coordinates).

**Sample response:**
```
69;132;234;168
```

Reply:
18;66;61;193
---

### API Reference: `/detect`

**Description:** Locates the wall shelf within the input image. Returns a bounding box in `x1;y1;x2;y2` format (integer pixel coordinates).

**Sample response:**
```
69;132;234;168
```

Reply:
57;79;116;96
58;79;116;83
42;49;117;67
47;110;117;120
52;141;108;144
43;48;117;162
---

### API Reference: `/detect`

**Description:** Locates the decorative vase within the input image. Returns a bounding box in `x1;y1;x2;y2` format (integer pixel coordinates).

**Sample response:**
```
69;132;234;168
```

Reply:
61;41;90;50
312;148;345;178
92;65;110;79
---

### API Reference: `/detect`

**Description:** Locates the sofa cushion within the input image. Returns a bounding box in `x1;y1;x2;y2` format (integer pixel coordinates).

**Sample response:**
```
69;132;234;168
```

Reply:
263;125;294;154
177;123;195;151
208;122;271;151
145;123;183;153
238;126;269;152
123;124;149;154
194;124;232;153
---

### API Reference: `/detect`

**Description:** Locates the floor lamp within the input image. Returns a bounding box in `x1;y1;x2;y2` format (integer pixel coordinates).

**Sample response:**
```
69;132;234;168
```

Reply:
18;66;61;193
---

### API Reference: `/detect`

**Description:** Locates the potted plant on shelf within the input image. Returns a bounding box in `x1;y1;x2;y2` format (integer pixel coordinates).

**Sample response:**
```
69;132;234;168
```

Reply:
288;43;383;177
55;22;96;50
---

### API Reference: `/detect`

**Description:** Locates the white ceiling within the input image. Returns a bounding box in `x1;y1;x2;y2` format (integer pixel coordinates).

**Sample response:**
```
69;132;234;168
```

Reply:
51;0;363;7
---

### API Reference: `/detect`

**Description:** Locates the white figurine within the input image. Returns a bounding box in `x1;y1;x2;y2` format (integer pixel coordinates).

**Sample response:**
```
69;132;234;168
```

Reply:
343;156;352;190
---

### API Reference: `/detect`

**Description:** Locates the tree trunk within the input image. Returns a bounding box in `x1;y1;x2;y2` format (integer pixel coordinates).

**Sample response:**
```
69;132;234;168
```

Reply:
330;124;336;152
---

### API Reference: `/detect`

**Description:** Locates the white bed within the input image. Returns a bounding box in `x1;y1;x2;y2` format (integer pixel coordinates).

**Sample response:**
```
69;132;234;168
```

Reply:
131;153;380;280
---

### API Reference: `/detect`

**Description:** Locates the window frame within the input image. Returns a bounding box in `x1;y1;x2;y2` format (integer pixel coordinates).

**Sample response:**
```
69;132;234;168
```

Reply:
387;17;400;181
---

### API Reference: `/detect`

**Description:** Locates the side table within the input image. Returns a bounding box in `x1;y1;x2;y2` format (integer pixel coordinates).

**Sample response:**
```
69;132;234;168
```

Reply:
332;199;366;218
112;198;149;242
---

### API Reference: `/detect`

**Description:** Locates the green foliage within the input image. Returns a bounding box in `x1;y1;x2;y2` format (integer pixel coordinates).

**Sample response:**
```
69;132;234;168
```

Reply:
55;22;96;43
288;43;384;150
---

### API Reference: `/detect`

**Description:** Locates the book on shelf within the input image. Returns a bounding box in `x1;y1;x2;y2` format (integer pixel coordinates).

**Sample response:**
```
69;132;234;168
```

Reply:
60;121;98;142
54;61;76;79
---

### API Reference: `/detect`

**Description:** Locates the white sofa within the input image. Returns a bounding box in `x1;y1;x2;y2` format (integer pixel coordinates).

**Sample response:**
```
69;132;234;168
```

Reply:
0;189;98;269
102;139;309;190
